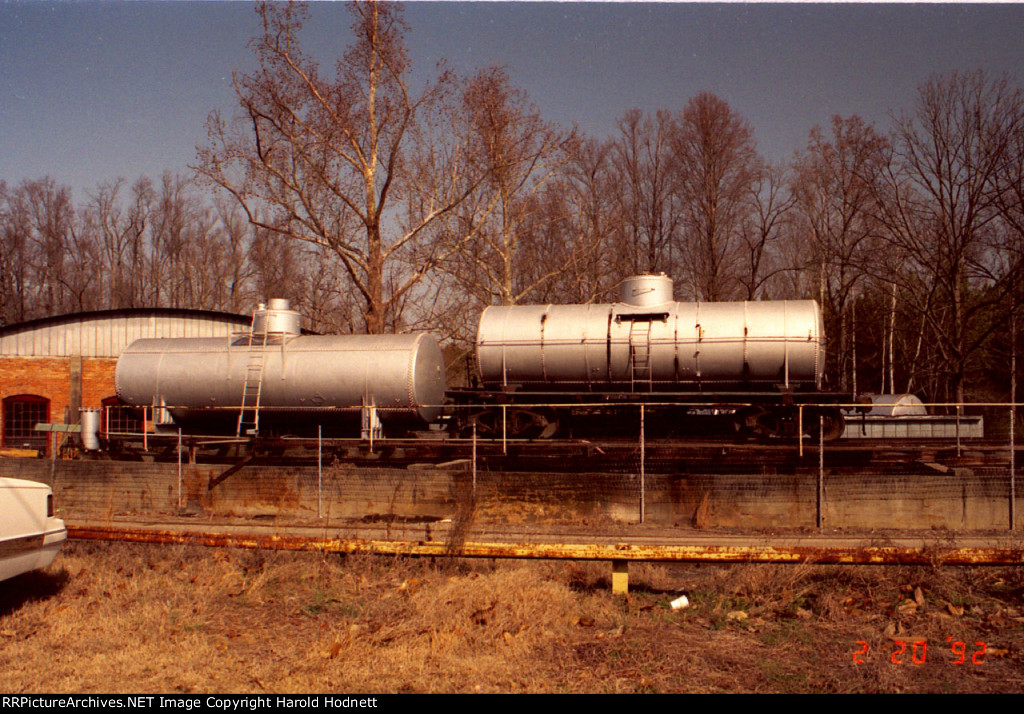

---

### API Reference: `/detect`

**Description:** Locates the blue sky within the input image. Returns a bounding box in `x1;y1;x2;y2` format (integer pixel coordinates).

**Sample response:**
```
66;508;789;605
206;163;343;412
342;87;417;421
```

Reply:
3;2;1024;197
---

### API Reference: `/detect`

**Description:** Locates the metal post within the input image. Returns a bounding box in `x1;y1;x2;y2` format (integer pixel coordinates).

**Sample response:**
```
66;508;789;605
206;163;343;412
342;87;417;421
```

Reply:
783;301;790;389
1010;407;1016;531
143;407;148;452
612;560;629;595
880;325;886;395
956;407;962;457
501;404;507;455
1012;311;1017;531
851;295;857;400
48;431;57;487
472;421;477;498
318;424;323;520
888;282;896;395
798;405;804;458
177;429;182;511
640;404;646;524
818;415;825;522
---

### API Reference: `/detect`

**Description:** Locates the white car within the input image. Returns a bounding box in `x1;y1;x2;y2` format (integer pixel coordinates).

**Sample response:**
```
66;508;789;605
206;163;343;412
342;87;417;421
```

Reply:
0;478;67;582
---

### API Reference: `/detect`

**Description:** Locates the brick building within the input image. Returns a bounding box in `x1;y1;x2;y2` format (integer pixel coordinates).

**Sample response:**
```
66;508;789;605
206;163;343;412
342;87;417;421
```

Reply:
0;308;252;452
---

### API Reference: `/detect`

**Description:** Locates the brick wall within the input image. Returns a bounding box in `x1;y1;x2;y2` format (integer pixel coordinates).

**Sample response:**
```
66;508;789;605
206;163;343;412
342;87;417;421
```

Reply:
0;356;118;449
82;359;118;409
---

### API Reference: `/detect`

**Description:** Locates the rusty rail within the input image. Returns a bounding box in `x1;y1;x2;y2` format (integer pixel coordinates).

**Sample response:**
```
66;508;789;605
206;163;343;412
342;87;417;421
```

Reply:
68;525;1024;565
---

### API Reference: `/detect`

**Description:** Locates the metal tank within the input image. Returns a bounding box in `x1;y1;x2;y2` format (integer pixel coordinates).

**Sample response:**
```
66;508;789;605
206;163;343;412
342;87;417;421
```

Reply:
476;275;824;391
79;408;102;450
115;300;446;433
861;393;928;417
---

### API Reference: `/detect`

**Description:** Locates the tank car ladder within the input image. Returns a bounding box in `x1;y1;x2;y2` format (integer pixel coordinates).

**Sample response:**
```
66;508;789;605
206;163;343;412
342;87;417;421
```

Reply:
630;320;653;391
236;315;268;438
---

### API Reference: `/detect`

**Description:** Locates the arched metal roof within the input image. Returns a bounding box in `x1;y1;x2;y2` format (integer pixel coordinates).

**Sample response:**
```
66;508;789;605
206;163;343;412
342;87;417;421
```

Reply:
0;307;255;358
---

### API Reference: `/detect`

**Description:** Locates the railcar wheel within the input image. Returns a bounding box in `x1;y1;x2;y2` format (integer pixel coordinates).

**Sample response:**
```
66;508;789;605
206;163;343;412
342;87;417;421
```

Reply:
459;410;498;438
460;407;560;439
733;406;803;439
732;406;768;438
508;408;560;439
805;407;845;441
756;409;800;439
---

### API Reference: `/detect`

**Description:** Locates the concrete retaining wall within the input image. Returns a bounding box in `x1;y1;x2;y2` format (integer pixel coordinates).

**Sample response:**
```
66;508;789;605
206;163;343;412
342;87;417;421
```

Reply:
1;458;1019;531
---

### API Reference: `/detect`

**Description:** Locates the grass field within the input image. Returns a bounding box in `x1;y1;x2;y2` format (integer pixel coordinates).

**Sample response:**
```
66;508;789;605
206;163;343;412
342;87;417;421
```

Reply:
1;542;1022;693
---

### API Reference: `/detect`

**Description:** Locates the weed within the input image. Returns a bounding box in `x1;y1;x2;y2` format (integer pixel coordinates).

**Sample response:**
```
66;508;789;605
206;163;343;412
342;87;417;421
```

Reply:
3;543;1023;693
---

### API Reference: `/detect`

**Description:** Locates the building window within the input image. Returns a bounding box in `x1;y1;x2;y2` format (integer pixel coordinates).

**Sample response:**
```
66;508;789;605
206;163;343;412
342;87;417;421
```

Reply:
101;396;143;435
2;395;50;453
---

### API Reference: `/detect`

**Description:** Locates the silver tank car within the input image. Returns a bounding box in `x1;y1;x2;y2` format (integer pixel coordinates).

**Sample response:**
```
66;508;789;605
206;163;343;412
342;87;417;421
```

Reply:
115;300;446;433
476;275;824;391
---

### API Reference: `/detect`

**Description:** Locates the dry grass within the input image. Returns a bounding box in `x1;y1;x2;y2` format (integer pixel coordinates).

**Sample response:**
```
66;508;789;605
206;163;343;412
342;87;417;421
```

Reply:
1;543;1022;693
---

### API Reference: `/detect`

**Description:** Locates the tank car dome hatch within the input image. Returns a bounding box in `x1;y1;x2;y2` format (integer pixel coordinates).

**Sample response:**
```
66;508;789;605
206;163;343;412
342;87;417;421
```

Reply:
621;274;674;307
251;298;301;336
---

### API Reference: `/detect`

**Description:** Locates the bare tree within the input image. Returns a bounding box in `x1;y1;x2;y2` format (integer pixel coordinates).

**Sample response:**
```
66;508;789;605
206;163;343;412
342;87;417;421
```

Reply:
206;196;259;313
873;71;1023;405
673;93;761;301
737;162;795;300
545;136;622;304
0;178;84;318
0;180;31;323
443;66;574;308
991;89;1024;410
197;2;482;333
790;116;890;390
80;174;265;314
82;178;150;309
148;173;193;308
610;109;680;277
